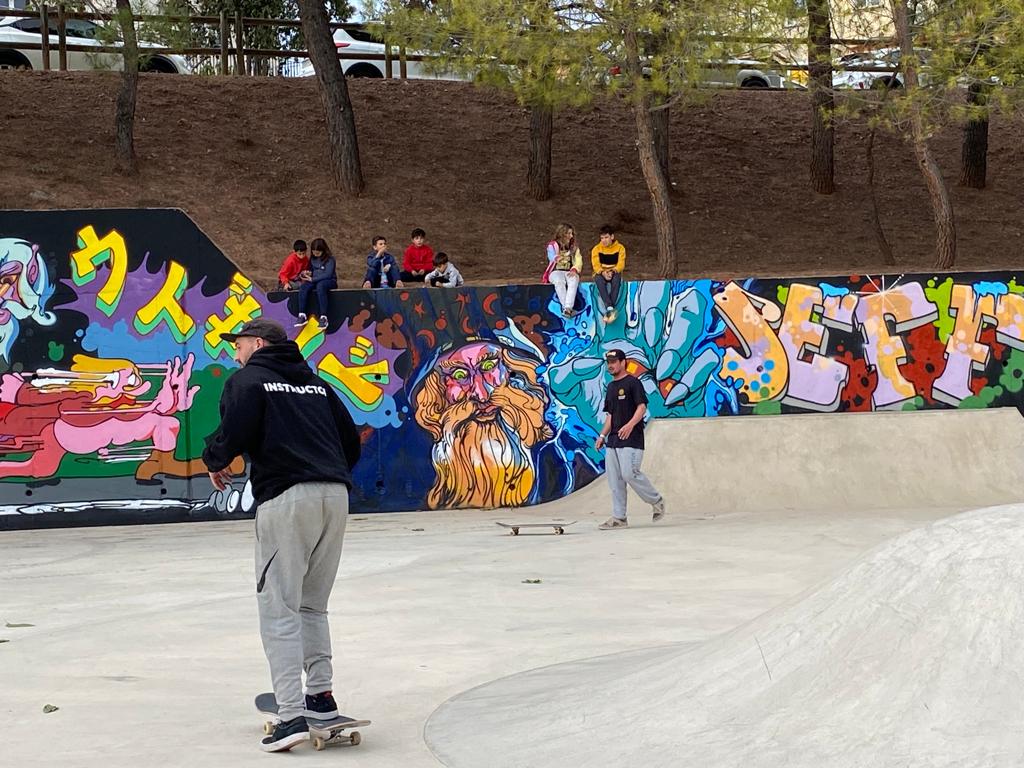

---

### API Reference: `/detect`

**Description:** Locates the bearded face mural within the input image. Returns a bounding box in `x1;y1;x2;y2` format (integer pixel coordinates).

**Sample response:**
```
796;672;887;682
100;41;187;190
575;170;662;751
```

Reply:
0;239;56;362
413;340;553;509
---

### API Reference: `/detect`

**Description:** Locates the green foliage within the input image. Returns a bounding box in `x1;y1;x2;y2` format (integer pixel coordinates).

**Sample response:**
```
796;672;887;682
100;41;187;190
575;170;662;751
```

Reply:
826;0;1024;132
369;0;784;109
191;0;354;53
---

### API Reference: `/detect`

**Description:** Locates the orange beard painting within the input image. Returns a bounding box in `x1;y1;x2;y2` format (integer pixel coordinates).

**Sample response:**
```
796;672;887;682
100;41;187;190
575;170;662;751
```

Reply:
414;346;553;509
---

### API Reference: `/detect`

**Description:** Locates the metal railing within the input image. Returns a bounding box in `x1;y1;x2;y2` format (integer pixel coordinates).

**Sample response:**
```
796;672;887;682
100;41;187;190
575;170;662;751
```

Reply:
0;6;421;76
0;6;903;80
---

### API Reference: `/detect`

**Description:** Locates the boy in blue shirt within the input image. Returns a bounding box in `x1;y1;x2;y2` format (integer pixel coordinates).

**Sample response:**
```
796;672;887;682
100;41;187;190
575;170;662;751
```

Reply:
362;236;404;289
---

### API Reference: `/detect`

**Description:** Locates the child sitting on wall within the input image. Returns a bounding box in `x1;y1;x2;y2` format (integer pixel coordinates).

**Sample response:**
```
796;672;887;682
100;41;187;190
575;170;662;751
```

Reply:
425;252;464;287
362;236;404;289
277;239;310;290
401;228;434;283
590;225;626;323
296;238;336;330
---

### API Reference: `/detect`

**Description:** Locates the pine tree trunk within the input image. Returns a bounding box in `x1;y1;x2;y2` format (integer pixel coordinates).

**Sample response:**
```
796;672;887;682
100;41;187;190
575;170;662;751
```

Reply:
625;29;677;278
807;0;833;194
959;82;988;189
894;0;956;269
866;127;895;264
113;0;139;175
652;102;671;186
296;0;364;196
527;103;552;201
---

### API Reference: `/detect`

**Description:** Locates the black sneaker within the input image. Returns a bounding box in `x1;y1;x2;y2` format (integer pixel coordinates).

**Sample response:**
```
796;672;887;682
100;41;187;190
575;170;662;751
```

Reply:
260;715;309;752
304;691;339;720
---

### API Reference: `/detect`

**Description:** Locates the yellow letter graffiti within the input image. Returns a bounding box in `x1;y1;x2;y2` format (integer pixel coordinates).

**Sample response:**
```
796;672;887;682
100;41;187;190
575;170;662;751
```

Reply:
204;273;263;360
318;336;390;411
855;284;937;409
713;281;788;403
133;261;195;342
70;226;128;317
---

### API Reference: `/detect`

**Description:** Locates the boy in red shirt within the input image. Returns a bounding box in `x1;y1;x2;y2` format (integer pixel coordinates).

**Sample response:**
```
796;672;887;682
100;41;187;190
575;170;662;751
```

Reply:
277;240;310;290
400;228;434;283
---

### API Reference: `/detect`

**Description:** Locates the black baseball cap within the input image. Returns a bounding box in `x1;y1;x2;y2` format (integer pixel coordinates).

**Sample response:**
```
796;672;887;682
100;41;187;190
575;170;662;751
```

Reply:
604;349;626;362
220;318;288;344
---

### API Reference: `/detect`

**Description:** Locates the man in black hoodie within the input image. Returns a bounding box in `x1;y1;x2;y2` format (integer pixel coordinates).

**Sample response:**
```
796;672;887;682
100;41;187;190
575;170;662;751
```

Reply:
202;318;361;753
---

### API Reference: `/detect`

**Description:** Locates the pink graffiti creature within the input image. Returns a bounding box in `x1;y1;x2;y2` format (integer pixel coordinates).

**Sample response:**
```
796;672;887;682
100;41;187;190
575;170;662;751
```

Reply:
0;354;200;480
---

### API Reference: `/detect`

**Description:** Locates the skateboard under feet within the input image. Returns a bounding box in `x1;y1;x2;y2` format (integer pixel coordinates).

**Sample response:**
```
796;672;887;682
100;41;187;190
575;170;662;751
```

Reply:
255;692;371;751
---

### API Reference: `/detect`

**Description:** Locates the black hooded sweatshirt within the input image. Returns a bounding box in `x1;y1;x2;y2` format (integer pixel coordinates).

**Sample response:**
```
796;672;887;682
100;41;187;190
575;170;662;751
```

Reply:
202;341;361;504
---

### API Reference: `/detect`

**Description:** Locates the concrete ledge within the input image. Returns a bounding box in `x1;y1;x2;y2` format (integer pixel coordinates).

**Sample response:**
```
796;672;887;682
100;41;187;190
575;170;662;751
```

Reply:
637;407;1024;515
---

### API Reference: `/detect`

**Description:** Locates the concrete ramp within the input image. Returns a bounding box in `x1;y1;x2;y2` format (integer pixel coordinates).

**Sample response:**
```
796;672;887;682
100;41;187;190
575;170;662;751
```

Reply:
426;408;1024;767
568;407;1024;517
426;503;1024;768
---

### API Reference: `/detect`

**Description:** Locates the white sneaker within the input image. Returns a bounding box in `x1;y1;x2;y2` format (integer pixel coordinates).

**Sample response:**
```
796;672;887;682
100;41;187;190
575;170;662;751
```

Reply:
652;499;665;522
294;313;307;327
598;517;628;530
318;315;328;330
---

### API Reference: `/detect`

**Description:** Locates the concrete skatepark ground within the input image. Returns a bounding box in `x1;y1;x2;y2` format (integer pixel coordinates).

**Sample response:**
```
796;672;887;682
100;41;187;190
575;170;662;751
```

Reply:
3;410;1023;767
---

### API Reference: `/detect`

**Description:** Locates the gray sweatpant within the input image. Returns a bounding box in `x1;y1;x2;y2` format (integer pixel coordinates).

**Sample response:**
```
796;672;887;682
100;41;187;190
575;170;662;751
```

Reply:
255;482;349;720
606;447;662;521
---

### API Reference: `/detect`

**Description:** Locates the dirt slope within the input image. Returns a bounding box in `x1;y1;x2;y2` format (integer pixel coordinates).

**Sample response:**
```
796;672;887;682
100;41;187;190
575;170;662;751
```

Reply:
2;71;1023;289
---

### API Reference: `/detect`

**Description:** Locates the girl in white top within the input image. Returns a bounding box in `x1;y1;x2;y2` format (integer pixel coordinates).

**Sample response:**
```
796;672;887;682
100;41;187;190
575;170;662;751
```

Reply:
543;223;583;317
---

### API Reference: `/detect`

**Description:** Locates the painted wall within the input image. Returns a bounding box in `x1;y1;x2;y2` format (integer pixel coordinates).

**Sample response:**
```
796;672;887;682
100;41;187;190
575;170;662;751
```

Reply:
2;209;1023;529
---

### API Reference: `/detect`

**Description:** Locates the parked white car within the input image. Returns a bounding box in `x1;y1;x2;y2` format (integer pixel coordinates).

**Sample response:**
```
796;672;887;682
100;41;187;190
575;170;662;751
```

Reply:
287;25;464;79
0;15;190;72
608;57;800;89
702;58;794;89
833;48;915;89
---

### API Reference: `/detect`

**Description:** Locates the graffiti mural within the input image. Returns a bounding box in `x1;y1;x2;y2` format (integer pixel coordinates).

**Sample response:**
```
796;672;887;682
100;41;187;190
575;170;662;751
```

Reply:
1;209;1023;529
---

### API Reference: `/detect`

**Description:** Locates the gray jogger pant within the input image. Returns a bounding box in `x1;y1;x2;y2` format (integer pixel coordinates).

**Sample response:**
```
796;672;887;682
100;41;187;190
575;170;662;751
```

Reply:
605;447;662;521
255;482;349;720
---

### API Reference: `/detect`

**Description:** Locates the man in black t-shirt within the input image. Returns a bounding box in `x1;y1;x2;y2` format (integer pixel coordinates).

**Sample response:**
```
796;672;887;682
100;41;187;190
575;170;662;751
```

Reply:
594;349;665;529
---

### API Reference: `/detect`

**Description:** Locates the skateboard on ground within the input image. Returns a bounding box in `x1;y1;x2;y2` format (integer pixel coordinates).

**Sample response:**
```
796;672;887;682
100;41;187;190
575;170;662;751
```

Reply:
255;692;371;751
496;521;577;536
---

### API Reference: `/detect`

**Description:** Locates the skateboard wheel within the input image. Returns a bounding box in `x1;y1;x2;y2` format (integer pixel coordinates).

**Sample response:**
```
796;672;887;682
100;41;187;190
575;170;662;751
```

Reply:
350;731;361;746
313;736;326;751
263;722;274;735
511;528;519;535
555;527;564;535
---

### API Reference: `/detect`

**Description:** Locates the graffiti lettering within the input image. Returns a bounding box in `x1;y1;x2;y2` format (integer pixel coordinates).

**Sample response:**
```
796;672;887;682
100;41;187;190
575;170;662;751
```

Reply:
776;284;850;410
317;336;390;411
295;317;326;358
134;260;195;342
855;284;937;409
714;281;789;403
204;272;262;360
70;226;129;317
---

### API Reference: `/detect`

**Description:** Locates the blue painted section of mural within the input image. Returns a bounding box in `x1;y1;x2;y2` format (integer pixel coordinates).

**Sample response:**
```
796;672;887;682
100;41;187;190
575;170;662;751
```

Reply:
1;209;1023;529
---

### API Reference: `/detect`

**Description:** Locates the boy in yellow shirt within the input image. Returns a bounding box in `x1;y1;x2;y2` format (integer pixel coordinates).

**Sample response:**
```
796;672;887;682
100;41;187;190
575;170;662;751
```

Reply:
591;225;626;323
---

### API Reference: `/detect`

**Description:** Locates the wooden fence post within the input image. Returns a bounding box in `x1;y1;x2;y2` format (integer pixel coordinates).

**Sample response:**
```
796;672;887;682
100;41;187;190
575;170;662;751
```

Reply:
57;4;67;71
235;8;245;75
219;10;229;75
39;4;50;71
